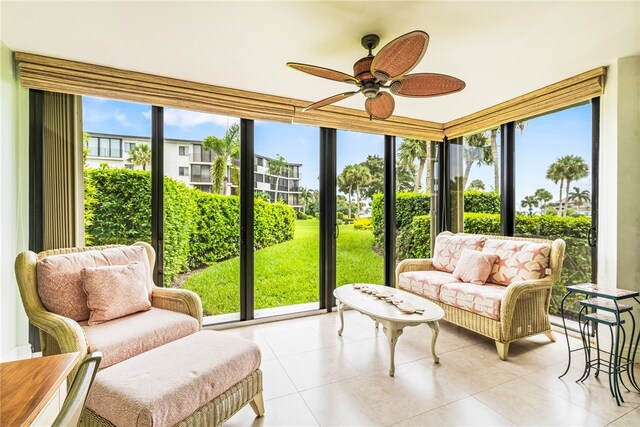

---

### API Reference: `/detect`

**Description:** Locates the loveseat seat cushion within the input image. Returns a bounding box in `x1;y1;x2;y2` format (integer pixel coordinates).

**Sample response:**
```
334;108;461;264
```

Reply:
398;270;460;299
80;307;199;369
86;330;261;427
432;233;487;273
37;245;153;321
482;239;551;286
439;282;506;320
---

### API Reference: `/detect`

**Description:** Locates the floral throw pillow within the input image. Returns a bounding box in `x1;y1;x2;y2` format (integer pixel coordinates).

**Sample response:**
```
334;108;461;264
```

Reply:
432;234;487;273
482;240;551;286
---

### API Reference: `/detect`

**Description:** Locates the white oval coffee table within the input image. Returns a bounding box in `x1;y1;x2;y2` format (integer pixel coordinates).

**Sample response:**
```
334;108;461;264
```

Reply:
333;284;445;376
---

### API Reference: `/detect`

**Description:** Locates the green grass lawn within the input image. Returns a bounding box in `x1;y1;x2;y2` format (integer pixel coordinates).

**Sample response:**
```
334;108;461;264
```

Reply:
181;219;384;315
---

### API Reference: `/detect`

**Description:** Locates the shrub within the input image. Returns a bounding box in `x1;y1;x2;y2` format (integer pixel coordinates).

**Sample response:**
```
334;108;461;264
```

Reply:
86;168;296;285
464;191;500;214
372;192;431;248
188;191;240;267
397;214;431;260
163;178;197;283
353;217;373;230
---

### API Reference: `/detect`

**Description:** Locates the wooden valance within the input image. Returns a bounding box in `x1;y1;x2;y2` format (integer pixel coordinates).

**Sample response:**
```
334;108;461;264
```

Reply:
15;52;444;140
443;67;606;138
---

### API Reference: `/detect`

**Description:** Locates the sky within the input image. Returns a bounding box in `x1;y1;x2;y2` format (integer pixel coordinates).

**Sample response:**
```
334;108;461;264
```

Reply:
83;96;592;207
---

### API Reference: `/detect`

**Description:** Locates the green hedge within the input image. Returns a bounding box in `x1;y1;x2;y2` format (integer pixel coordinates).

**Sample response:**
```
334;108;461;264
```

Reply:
372;191;499;248
464;191;500;214
85;168;296;285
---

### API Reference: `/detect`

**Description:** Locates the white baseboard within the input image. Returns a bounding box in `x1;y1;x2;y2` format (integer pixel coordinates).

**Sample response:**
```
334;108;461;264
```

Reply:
1;344;32;362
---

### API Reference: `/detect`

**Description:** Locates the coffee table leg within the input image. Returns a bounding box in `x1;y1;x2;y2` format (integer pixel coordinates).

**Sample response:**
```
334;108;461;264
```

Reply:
337;300;345;336
428;321;440;363
381;321;404;377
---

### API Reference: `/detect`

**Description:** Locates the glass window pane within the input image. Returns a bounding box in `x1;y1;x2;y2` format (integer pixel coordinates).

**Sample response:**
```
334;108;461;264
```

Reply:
162;109;241;323
395;138;440;261
337;130;384;287
82;97;152;249
254;121;318;317
449;128;501;235
88;137;98;156
110;139;121;157
515;103;593;319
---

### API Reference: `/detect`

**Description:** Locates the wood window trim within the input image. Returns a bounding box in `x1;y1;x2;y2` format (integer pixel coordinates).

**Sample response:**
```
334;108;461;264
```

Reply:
15;52;605;140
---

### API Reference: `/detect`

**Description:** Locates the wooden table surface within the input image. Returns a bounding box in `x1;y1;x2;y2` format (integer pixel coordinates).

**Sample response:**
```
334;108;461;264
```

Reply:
1;352;80;427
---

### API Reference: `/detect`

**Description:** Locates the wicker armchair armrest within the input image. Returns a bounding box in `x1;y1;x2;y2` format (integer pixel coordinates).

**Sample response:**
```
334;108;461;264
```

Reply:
31;310;88;356
500;278;555;339
395;258;436;287
152;287;203;328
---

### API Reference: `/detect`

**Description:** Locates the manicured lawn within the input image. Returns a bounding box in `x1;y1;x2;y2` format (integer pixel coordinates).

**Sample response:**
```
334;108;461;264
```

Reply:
181;219;384;315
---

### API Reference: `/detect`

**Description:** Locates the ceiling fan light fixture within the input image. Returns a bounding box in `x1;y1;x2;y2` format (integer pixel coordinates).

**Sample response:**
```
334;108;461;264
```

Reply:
389;80;402;94
373;71;390;82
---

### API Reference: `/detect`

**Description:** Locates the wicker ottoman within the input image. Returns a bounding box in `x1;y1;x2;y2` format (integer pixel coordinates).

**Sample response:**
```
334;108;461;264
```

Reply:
81;330;264;426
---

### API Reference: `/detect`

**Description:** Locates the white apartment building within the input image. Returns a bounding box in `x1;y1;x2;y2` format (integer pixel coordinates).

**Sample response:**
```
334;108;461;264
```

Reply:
86;133;302;209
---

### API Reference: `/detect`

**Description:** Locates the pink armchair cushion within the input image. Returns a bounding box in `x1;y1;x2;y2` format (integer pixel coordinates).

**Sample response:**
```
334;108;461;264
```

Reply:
452;249;499;285
81;307;199;369
432;234;487;273
82;262;151;325
482;239;551;286
398;270;460;299
439;282;506;320
37;245;153;321
86;330;261;427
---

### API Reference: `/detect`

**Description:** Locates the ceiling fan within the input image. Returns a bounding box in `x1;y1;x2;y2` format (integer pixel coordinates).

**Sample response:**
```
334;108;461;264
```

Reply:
287;30;465;120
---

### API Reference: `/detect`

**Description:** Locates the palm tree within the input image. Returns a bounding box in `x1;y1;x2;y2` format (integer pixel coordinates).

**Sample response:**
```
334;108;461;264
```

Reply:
561;155;589;216
521;196;538;216
338;165;357;218
546;161;565;216
488;128;499;192
268;154;290;202
568;186;591;210
202;123;240;194
300;186;312;214
398;138;430;192
350;164;372;219
534;188;553;208
127;144;151;170
463;132;493;189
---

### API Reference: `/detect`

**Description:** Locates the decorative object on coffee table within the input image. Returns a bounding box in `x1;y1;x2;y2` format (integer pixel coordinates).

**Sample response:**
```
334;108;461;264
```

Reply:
334;284;444;376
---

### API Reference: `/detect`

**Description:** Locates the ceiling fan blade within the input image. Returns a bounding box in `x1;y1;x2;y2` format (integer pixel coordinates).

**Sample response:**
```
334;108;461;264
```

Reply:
370;31;429;81
390;73;466;97
287;62;359;84
365;92;395;119
302;91;360;112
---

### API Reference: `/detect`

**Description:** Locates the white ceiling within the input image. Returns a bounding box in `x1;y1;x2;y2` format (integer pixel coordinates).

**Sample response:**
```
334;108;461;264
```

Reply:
1;1;639;123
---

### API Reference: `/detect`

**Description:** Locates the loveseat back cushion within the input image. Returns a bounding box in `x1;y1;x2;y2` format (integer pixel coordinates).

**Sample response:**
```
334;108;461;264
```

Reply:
432;234;487;273
82;262;152;325
37;246;153;321
80;307;199;369
398;270;460;299
86;330;261;427
439;282;506;320
482;239;551;286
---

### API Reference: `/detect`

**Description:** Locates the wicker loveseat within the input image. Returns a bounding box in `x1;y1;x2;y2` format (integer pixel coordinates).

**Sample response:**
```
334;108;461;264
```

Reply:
396;232;565;360
15;242;264;426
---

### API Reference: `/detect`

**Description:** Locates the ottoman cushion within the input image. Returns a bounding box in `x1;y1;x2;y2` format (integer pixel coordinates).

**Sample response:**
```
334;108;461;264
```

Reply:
86;330;261;427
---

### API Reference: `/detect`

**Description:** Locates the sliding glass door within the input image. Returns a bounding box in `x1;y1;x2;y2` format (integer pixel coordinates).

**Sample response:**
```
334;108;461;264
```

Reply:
253;121;320;317
336;130;384;287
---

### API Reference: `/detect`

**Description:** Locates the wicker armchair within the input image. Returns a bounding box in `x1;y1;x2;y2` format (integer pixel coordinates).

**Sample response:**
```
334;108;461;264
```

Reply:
396;234;565;360
14;242;203;382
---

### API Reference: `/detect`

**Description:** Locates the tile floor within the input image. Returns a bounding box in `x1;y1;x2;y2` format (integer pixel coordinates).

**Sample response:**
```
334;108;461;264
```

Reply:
215;311;640;426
